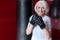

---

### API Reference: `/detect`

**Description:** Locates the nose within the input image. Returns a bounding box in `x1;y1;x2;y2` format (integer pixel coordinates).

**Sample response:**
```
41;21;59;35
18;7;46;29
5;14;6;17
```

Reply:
39;8;43;13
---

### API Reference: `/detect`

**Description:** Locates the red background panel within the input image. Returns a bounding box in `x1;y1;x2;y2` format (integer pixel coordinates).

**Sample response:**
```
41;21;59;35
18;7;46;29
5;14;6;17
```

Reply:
0;0;16;40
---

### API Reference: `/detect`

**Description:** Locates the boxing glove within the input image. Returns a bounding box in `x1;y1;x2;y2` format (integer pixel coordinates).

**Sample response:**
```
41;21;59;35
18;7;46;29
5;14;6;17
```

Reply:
30;14;46;29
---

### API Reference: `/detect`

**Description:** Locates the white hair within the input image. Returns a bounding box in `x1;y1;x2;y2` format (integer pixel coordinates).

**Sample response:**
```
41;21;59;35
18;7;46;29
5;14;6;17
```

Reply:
34;1;49;14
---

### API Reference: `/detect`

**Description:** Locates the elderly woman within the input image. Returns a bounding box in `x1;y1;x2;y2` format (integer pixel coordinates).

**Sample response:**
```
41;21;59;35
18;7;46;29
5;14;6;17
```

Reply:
26;1;52;40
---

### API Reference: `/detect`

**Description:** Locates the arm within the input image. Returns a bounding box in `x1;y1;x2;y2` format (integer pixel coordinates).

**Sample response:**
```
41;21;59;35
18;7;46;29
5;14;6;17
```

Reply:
34;14;51;38
43;17;52;39
26;14;38;35
26;23;33;35
46;17;52;33
42;28;51;39
26;15;34;35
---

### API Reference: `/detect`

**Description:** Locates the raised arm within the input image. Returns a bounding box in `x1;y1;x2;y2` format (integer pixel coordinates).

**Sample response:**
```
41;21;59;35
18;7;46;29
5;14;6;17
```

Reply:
26;15;34;35
42;28;51;39
42;17;52;39
34;14;51;39
26;23;33;35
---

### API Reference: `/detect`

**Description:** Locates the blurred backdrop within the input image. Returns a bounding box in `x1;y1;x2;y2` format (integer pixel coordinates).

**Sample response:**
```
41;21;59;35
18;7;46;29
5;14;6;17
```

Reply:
0;0;16;40
18;0;60;40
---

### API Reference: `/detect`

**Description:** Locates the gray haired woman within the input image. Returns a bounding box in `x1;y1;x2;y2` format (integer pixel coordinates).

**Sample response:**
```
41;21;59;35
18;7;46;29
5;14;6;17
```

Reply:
26;1;52;40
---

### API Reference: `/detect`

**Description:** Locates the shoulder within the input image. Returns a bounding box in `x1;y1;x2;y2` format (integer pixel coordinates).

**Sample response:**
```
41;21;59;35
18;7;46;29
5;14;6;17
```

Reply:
44;15;51;21
29;14;36;21
29;15;33;21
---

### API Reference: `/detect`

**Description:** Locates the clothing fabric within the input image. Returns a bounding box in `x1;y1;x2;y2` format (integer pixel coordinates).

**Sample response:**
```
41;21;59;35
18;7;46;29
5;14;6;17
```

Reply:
28;15;52;40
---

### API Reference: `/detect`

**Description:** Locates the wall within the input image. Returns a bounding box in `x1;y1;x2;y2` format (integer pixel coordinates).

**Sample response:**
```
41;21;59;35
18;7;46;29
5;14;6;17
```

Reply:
0;0;16;40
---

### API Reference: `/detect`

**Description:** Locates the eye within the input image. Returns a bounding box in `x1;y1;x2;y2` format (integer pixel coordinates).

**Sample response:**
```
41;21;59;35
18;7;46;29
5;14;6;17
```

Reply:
38;7;40;8
42;7;44;9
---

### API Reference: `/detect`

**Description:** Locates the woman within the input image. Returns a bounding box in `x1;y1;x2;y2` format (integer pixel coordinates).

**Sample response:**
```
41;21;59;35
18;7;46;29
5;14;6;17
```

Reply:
26;1;52;40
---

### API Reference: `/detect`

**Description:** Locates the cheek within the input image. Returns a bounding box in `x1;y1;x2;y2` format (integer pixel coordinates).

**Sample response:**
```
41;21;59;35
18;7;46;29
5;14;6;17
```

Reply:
36;8;45;13
36;7;40;11
41;9;45;13
36;8;40;11
38;8;44;12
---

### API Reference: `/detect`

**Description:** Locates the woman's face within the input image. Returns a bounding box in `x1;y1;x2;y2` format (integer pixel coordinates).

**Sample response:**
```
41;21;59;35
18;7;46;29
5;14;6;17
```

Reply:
36;3;45;16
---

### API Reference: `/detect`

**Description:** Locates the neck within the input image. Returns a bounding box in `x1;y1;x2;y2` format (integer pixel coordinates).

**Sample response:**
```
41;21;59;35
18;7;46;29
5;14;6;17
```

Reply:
36;13;46;18
40;14;46;18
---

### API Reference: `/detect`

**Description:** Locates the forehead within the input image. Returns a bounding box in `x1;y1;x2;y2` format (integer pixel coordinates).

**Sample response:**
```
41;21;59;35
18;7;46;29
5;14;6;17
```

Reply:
37;2;44;7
